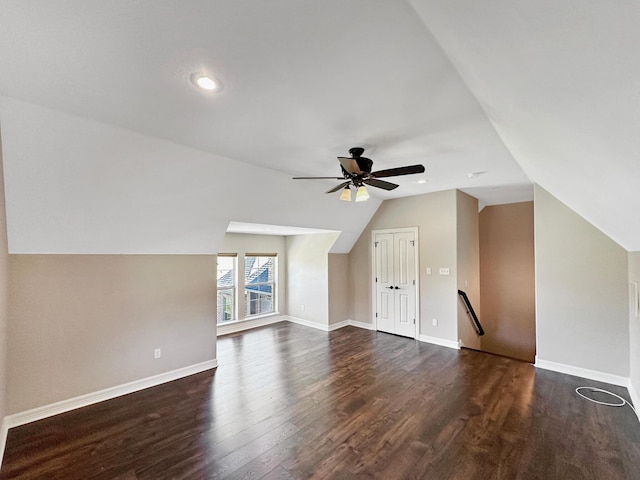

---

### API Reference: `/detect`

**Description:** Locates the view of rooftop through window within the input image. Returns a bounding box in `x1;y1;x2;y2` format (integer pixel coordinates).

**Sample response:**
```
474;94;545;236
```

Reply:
245;255;275;317
216;256;235;323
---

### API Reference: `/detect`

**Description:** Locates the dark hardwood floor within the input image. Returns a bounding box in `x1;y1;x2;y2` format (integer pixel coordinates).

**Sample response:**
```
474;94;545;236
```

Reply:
2;322;639;479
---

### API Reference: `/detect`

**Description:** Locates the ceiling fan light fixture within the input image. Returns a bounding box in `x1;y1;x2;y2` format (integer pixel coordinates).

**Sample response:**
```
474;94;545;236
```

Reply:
355;185;370;202
339;186;352;202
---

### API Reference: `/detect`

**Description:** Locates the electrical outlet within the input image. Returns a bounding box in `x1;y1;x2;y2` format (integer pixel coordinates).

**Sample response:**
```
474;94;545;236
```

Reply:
154;348;161;359
432;318;438;327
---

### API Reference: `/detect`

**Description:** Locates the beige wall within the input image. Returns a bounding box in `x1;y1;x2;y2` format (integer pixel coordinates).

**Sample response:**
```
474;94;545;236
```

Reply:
456;191;481;349
8;254;217;414
0;131;9;436
219;232;287;322
479;202;535;362
328;254;349;326
534;185;629;376
629;252;640;399
286;233;339;327
349;190;458;342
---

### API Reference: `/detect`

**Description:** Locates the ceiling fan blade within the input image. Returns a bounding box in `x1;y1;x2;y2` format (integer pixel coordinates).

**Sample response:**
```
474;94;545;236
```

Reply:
370;164;425;178
364;178;399;191
292;176;345;180
338;157;364;175
326;181;351;194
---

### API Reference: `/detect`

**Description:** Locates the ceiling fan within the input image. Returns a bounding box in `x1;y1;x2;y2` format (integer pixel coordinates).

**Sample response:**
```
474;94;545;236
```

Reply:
292;147;426;202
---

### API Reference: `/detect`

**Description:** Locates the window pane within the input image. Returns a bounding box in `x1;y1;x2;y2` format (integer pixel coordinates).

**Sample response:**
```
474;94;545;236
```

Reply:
245;291;273;316
217;288;234;323
244;255;275;316
217;256;235;323
217;256;235;288
245;256;274;283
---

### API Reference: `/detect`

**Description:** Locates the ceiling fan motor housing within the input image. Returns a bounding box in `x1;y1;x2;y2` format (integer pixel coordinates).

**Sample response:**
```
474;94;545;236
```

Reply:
348;147;373;174
348;147;365;158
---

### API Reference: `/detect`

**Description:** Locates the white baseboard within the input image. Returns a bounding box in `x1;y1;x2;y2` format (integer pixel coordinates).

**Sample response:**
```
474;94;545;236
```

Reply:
329;320;376;331
5;359;218;430
285;315;332;331
217;314;286;336
328;320;350;331
534;358;629;387
348;319;375;330
0;417;8;468
285;316;376;332
418;335;460;350
628;381;640;423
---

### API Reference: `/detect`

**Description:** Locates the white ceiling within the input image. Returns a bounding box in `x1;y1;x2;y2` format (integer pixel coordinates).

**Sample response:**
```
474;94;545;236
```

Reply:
410;0;640;249
0;1;638;250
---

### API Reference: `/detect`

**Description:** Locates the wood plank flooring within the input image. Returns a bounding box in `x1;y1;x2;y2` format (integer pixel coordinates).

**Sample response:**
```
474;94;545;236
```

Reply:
1;322;639;479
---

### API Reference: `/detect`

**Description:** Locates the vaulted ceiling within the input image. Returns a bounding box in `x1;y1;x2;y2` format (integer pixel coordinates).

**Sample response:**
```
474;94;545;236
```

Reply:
0;1;638;252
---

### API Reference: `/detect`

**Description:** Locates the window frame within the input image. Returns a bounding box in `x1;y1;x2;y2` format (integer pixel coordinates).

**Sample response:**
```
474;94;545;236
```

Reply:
244;254;277;318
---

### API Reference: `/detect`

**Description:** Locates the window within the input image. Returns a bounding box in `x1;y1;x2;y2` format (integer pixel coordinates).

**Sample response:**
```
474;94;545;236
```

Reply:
217;255;236;324
244;255;276;317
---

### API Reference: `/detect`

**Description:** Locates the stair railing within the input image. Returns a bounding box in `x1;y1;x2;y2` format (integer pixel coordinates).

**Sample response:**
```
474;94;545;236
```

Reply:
458;290;484;336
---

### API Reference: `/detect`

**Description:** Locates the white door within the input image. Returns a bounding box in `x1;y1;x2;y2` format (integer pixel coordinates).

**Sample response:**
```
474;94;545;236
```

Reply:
374;230;417;338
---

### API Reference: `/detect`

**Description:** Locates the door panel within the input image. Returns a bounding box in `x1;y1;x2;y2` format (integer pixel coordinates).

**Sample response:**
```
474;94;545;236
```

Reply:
374;230;417;338
375;233;395;334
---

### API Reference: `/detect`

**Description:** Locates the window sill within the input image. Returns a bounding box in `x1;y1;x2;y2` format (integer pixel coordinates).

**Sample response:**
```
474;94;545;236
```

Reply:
217;312;280;327
217;313;284;337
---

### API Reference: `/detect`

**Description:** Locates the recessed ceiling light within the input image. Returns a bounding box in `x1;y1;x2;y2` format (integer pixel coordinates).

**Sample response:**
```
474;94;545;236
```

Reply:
467;171;486;179
190;73;221;92
417;179;427;184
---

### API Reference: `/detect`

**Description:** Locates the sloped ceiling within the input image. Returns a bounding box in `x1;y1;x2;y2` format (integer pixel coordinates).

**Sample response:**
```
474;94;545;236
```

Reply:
0;1;637;251
410;0;640;250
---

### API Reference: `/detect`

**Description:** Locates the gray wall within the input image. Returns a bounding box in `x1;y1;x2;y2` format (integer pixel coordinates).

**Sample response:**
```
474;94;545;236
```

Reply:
349;190;458;342
328;254;349;326
0;131;9;441
629;252;640;398
479;202;536;362
456;191;481;349
8;255;217;414
285;233;339;327
534;185;629;376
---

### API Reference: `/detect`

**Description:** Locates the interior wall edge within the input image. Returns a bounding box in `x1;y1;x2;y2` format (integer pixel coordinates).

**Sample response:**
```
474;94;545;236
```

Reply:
0;417;7;469
629;382;640;423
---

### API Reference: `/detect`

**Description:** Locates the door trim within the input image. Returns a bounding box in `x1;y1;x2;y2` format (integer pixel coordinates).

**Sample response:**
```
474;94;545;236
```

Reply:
371;227;420;338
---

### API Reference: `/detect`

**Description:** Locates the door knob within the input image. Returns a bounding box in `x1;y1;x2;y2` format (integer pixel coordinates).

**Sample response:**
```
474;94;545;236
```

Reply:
394;286;399;289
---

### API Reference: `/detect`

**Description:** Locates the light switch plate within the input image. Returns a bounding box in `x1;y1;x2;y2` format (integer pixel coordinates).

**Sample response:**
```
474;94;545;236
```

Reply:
439;267;450;275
